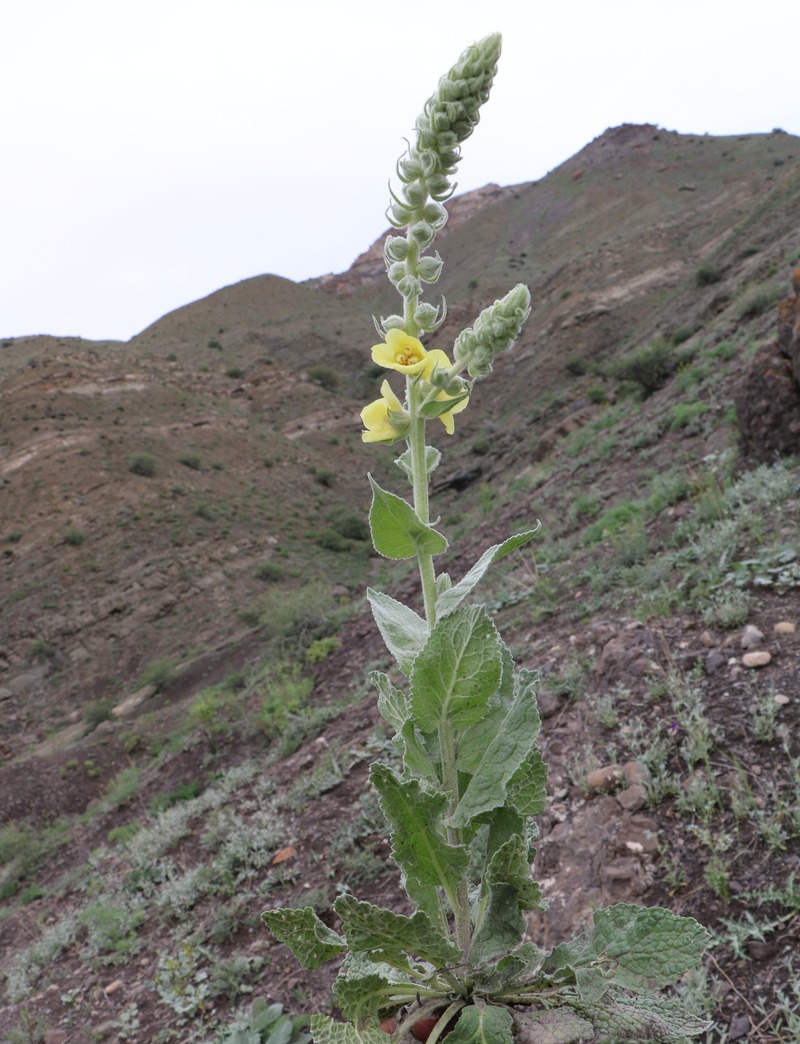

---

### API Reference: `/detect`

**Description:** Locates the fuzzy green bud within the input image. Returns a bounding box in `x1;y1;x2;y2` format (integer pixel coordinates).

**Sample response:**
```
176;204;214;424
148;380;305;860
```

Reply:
414;302;441;331
409;221;436;250
384;237;410;262
387;261;407;287
417;254;443;283
453;283;531;377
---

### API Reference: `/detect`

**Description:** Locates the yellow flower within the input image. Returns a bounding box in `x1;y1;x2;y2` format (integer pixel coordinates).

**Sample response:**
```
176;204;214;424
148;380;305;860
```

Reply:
371;329;429;374
360;381;407;443
436;389;469;434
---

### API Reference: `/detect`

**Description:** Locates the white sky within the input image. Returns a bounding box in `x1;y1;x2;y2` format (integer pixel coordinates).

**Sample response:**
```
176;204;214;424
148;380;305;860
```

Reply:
2;0;798;342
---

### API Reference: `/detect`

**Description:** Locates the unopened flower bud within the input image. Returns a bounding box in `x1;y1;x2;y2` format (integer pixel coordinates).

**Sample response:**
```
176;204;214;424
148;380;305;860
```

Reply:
386;262;406;287
414;303;440;330
453;283;531;377
409;222;436;249
403;180;426;207
422;201;448;228
417;254;443;283
384;237;410;262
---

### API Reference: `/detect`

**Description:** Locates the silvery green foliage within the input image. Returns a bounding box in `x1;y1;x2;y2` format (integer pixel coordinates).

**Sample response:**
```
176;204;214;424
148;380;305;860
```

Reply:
264;34;711;1044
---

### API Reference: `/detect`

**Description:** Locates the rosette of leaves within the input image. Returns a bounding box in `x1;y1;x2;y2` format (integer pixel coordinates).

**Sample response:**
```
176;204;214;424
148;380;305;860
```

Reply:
264;485;711;1043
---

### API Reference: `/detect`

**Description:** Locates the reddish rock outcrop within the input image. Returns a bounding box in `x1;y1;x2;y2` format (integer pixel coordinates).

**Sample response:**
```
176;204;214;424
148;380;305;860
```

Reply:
735;269;800;463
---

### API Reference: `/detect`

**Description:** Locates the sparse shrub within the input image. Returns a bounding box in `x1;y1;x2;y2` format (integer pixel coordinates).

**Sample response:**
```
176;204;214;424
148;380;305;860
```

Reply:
670;325;694;345
103;767;141;807
313;467;335;488
178;452;202;470
306;364;340;391
108;822;142;845
694;262;724;287
83;698;115;731
306;636;341;663
207;339;223;350
328;507;370;541
29;638;56;664
150;780;203;814
316;526;349;552
225;365;244;379
609;337;674;398
194;500;214;520
80;900;145;963
128;453;156;477
671;401;710;432
64;527;84;546
737;284;781;320
255;560;284;582
259;582;339;657
565;357;587;376
136;656;178;692
585;384;608;405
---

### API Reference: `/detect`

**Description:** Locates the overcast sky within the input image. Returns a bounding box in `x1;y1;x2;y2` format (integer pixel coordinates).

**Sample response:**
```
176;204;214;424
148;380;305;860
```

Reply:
2;0;797;342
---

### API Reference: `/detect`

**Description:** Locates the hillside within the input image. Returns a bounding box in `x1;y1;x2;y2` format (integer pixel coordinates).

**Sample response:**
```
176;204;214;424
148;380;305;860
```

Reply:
2;124;800;1042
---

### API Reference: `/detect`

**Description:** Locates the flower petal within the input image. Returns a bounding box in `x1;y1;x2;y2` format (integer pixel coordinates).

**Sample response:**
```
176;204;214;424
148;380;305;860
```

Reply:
371;330;428;373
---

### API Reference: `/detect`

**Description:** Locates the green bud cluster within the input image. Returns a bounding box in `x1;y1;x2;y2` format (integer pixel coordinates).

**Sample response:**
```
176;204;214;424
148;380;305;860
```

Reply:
453;283;532;377
380;34;502;339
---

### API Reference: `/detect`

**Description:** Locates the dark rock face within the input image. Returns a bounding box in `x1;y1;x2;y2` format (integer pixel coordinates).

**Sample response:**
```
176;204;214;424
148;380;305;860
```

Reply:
735;270;800;463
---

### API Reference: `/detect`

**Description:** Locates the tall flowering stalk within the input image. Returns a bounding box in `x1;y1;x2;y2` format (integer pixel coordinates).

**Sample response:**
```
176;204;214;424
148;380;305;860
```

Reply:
264;35;710;1044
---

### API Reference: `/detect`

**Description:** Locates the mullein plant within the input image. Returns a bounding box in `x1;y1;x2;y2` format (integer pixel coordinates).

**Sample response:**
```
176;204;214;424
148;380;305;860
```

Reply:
264;34;711;1043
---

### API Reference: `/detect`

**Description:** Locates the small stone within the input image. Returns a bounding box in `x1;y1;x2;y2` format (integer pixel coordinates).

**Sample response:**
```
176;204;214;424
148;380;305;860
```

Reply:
104;979;124;995
740;624;764;650
43;1032;68;1044
773;620;796;634
586;765;624;792
617;783;646;811
700;630;714;647
742;650;772;668
622;761;648;786
705;652;727;674
774;693;790;706
728;1014;751;1040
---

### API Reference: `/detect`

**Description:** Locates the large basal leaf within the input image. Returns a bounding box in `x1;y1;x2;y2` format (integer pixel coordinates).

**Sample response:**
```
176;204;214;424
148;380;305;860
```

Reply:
262;907;345;969
447;1003;514;1044
410;605;502;734
335;894;460;967
368;476;447;560
436;528;541;617
589;903;712;992
333;973;398;1026
449;670;541;828
572;990;712;1039
367;590;428;676
370;763;467;921
310;1015;388;1044
512;1008;594;1044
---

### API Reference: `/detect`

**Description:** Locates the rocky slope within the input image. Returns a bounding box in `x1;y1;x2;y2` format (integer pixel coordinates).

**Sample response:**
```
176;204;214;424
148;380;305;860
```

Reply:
1;124;800;1042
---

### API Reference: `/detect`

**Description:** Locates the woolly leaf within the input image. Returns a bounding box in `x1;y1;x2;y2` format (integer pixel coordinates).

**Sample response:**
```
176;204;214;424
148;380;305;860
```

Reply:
447;1003;514;1044
333;973;397;1026
370;671;409;733
589;903;712;991
368;476;447;559
511;1008;594;1044
436;528;541;617
449;669;540;828
410;605;502;734
367;591;428;676
310;1015;389;1044
335;895;460;967
262;907;345;969
370;763;467;921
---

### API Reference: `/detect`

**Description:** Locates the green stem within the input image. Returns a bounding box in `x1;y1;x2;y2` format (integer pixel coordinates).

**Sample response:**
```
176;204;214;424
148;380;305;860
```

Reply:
407;381;438;630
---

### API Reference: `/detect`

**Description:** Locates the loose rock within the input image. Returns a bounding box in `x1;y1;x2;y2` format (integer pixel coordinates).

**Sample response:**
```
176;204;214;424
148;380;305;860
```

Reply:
773;620;796;635
585;764;624;792
742;650;772;668
740;624;764;650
